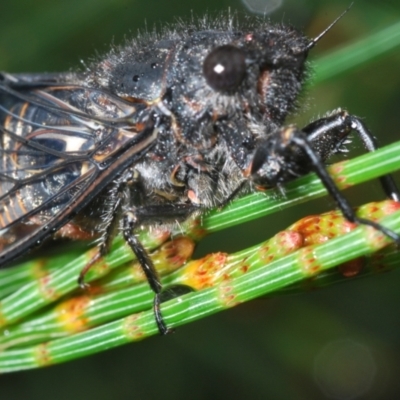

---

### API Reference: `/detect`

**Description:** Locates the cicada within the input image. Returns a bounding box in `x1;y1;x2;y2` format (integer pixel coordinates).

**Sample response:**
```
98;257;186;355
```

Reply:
1;11;399;334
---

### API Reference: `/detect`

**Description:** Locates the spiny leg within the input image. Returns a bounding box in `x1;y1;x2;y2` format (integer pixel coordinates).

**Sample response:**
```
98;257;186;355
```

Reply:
78;169;138;287
123;203;199;335
289;127;400;243
303;110;400;202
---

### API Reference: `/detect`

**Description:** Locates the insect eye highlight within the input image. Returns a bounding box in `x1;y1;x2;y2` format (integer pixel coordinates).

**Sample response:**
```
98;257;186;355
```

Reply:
203;45;246;93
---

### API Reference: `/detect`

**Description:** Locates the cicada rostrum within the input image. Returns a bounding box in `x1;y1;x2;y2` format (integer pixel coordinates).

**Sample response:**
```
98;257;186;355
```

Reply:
1;10;399;334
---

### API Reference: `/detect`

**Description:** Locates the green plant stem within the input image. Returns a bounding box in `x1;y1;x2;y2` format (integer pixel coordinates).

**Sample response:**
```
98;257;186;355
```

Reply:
313;20;400;83
1;207;399;372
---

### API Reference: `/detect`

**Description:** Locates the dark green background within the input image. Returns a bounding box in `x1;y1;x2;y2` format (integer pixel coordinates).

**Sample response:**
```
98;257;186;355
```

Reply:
1;0;400;399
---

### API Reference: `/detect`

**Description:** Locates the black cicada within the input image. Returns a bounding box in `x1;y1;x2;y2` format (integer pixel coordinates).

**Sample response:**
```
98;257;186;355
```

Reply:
1;10;399;334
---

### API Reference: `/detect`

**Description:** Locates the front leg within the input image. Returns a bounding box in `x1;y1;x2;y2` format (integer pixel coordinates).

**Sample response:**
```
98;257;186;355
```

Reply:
303;109;400;202
289;128;400;243
250;118;400;244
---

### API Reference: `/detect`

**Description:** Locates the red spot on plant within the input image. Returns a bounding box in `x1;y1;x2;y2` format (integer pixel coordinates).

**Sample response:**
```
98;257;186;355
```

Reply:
39;275;58;301
35;343;52;366
162;237;195;267
123;314;145;339
338;258;364;277
297;247;321;276
0;308;6;327
179;252;229;290
55;295;91;333
217;283;240;308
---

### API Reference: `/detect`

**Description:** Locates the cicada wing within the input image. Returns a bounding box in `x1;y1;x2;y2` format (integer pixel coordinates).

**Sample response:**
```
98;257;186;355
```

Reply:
0;73;157;266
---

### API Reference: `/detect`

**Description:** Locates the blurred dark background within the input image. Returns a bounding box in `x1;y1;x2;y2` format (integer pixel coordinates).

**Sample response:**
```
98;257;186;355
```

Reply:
1;0;400;399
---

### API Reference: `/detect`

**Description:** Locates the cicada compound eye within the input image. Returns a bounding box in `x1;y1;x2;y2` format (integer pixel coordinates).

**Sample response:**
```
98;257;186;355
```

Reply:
203;45;246;93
